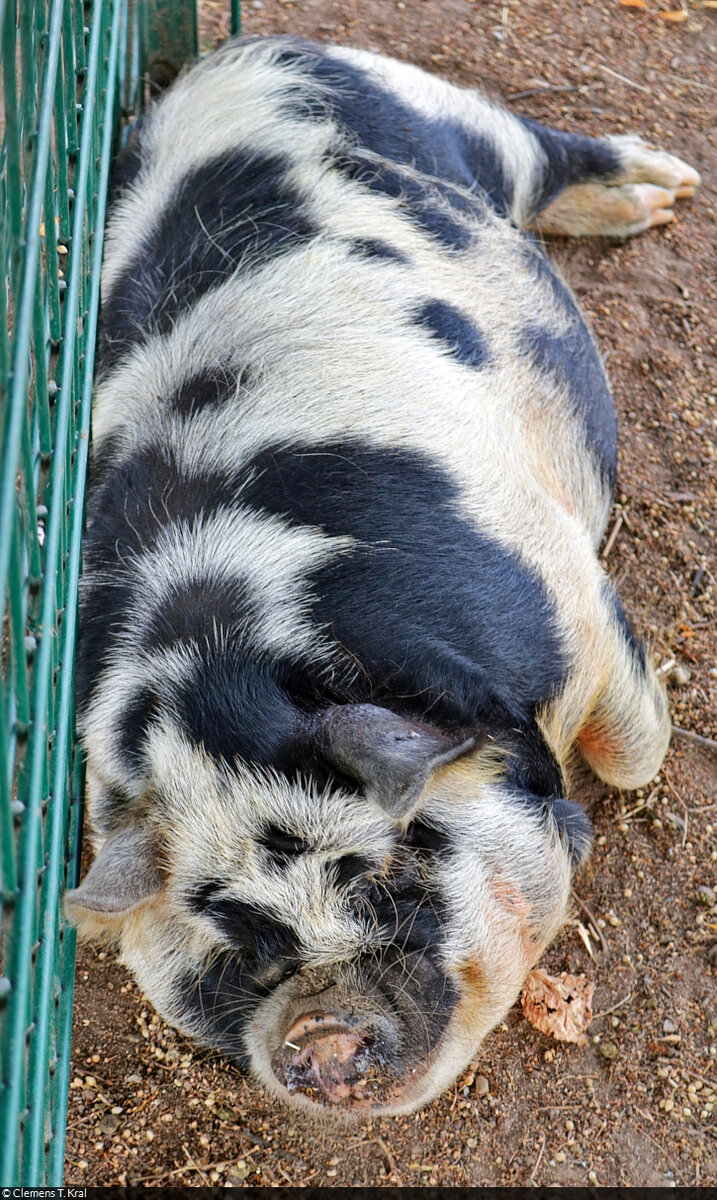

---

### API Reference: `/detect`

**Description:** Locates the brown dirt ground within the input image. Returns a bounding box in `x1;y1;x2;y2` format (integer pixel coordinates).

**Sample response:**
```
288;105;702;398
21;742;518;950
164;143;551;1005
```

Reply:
64;0;717;1187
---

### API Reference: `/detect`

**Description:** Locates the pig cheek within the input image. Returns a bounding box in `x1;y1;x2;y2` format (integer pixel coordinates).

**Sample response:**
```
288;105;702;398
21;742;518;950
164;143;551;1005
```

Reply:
117;901;207;1039
491;876;545;967
454;881;546;1024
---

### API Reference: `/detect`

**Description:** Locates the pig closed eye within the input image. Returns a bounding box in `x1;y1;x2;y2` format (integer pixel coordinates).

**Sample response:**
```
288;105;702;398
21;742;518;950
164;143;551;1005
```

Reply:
254;958;301;991
259;823;311;865
329;853;375;891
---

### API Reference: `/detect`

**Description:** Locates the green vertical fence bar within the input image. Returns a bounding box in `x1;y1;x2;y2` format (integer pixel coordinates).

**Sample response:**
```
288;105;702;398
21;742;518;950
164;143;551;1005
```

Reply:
0;0;213;1185
231;0;242;37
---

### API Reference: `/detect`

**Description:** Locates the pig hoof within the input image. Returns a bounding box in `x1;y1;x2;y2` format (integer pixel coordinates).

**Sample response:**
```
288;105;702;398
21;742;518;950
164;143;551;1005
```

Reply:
532;141;700;239
610;136;701;196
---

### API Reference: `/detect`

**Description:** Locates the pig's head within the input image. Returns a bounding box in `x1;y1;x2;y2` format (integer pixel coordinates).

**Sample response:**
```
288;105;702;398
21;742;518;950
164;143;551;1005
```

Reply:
67;703;590;1115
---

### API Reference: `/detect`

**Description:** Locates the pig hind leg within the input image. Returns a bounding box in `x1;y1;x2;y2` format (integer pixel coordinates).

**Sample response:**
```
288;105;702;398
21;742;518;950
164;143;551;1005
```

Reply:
575;595;671;789
524;129;700;238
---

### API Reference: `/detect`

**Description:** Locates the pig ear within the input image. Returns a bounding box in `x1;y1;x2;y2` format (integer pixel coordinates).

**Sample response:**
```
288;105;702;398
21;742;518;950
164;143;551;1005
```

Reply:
551;797;593;867
313;703;475;821
65;825;164;921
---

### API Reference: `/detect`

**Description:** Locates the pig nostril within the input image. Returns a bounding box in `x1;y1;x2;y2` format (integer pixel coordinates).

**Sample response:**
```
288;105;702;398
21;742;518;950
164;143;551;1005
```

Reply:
271;1011;397;1106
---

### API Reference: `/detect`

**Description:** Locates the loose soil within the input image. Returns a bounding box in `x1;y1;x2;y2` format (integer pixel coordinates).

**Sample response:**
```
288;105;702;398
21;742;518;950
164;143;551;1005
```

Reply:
65;0;716;1187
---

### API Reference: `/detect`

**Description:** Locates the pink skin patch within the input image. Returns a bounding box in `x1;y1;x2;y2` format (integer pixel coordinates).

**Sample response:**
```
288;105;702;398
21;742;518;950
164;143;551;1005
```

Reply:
577;722;623;771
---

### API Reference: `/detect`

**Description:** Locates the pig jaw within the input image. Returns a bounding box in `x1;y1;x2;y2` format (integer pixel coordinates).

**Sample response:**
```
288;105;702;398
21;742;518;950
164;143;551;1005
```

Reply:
246;865;571;1118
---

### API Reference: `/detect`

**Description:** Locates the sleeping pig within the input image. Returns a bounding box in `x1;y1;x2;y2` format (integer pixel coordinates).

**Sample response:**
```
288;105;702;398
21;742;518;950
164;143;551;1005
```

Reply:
66;35;699;1114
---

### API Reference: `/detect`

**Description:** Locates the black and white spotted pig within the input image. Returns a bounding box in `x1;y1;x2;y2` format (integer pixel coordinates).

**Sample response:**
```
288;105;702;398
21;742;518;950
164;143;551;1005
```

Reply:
67;36;699;1114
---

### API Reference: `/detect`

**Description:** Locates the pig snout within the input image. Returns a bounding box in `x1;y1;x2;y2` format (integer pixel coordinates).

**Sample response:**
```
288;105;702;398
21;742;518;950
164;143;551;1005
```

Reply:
271;1010;398;1106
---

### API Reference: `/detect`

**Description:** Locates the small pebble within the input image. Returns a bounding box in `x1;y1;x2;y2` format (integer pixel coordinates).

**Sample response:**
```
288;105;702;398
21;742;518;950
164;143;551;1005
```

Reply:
663;1019;676;1034
98;1114;120;1136
694;886;716;909
668;664;691;686
474;1074;490;1097
600;1042;619;1060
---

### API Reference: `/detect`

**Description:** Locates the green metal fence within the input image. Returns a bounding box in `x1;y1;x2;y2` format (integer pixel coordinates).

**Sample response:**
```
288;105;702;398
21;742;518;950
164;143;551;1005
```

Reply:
1;0;240;1184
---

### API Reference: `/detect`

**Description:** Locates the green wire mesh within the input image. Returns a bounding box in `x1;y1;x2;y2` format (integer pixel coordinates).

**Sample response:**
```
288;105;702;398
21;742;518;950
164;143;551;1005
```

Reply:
0;0;240;1184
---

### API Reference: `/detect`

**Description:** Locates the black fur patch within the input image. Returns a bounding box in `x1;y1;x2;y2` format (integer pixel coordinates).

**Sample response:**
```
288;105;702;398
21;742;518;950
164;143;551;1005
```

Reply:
95;783;136;831
241;441;567;745
521;246;617;485
83;443;242;570
78;443;244;707
354;861;456;1051
173;652;304;769
76;574;134;713
404;817;452;858
550;797;593;867
169;365;255;419
177;953;264;1066
350;237;408;263
107;118;146;210
363;940;457;1052
332;149;475;251
413;300;489;368
275;40;513;213
142;577;257;656
203;896;301;965
331;853;375;891
504;725;565;800
97;148;317;374
116;686;160;776
186;878;224;914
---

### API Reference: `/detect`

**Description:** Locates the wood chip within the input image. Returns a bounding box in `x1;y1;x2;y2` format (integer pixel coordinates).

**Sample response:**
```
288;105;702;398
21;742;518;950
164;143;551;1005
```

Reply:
521;969;594;1044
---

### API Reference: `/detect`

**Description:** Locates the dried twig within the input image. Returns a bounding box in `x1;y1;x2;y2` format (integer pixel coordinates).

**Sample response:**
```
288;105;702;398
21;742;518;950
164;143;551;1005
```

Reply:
601;512;624;560
529;1132;547;1185
596;63;650;92
668;71;717;94
509;84;578;100
376;1137;402;1184
593;992;633;1020
572;891;607;955
355;1137;403;1185
182;1145;210;1186
672;725;717;755
662;766;689;846
136;1153;233;1186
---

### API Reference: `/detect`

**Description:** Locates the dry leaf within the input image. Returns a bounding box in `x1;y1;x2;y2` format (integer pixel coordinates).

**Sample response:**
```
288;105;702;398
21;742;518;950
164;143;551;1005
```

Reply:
520;969;594;1044
658;9;689;20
